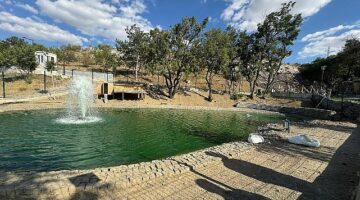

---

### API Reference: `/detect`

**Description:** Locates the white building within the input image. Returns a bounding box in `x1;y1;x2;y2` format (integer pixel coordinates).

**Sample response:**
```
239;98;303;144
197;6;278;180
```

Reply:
34;51;57;74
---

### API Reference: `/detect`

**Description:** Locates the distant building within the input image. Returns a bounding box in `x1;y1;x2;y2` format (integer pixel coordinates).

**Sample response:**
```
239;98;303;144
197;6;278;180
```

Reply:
34;51;57;74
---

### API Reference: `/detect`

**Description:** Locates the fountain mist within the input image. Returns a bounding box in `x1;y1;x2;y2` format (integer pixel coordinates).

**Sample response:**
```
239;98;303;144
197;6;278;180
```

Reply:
56;76;101;124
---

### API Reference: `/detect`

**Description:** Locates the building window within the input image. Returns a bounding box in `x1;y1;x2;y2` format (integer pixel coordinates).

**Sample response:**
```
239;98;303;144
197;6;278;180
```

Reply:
41;55;43;63
37;55;40;62
47;56;50;62
51;57;55;62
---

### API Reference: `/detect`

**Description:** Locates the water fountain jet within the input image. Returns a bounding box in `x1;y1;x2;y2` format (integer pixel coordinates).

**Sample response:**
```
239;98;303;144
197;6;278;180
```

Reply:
56;76;101;124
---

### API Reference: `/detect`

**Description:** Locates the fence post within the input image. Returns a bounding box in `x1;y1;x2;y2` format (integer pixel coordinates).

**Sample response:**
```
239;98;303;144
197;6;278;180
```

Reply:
71;69;74;78
43;71;47;93
63;65;65;75
2;71;5;98
92;69;94;83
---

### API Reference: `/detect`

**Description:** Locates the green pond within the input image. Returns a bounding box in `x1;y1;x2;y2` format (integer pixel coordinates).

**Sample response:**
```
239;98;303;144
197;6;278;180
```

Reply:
0;108;284;172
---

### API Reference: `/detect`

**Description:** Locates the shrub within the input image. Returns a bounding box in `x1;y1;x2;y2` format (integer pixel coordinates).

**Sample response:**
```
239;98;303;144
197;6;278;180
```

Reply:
231;93;244;100
24;76;33;84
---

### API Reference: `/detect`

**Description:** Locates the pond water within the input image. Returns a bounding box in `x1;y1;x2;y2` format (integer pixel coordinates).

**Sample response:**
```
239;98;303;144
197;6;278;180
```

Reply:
0;108;284;171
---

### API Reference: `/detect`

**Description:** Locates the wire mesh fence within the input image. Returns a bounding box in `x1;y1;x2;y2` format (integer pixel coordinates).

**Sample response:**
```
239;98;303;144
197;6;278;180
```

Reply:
0;67;250;100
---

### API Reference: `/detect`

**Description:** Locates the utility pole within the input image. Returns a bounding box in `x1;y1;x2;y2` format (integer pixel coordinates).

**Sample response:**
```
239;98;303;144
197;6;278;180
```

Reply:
320;65;327;91
327;46;330;57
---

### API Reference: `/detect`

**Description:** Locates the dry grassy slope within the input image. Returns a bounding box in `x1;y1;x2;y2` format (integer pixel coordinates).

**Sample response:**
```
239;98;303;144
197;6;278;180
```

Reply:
2;74;69;98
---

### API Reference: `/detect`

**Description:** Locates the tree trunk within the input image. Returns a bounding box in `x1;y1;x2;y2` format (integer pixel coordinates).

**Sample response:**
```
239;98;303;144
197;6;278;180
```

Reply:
205;69;213;102
135;53;139;81
195;75;198;89
249;67;261;99
264;72;273;94
248;80;254;99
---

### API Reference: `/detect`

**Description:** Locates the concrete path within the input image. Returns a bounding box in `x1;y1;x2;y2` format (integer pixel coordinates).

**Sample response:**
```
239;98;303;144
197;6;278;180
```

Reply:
0;120;359;200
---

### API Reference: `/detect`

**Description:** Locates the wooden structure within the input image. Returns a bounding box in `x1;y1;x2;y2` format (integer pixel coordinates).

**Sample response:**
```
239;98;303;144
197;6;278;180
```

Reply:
96;82;146;100
353;80;360;95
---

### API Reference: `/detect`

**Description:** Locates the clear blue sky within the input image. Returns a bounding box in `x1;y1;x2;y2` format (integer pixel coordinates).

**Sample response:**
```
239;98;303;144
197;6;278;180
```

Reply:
0;0;359;63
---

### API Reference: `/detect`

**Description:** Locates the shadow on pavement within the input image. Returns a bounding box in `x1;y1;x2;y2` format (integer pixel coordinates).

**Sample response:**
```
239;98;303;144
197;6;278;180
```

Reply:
256;141;336;162
68;173;100;200
205;123;360;200
171;159;270;199
196;178;271;200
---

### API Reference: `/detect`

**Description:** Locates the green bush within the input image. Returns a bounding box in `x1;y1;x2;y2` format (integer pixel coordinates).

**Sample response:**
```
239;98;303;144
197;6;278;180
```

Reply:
24;76;33;84
231;93;244;100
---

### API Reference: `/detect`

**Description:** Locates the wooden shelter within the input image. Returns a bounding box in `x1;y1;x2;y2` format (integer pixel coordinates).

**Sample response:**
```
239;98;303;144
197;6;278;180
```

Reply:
97;82;146;100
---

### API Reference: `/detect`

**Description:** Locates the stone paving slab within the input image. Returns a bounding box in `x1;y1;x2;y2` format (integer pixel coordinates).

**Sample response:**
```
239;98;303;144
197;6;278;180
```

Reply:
0;120;359;200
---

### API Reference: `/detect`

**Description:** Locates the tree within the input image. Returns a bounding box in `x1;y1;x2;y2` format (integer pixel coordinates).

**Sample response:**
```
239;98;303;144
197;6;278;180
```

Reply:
147;17;208;98
223;26;241;97
258;1;302;94
17;45;37;73
0;41;16;69
201;28;231;101
116;25;149;81
300;38;360;92
0;37;46;73
56;45;76;72
238;32;263;99
80;51;94;67
338;38;360;79
46;60;56;72
94;44;118;72
0;37;26;69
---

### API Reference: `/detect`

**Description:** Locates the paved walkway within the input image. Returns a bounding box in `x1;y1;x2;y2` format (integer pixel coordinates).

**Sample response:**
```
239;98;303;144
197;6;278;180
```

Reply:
1;120;359;200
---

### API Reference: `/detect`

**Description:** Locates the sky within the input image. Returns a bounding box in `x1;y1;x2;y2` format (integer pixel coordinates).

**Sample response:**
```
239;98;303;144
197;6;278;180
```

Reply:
0;0;359;63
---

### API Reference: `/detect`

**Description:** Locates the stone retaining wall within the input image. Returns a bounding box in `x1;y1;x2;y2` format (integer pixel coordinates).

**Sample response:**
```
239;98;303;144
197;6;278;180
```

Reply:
235;103;336;120
0;141;252;199
312;95;360;120
272;92;313;101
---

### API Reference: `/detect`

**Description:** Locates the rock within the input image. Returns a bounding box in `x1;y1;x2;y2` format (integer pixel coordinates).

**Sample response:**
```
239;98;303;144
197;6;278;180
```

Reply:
189;88;200;93
248;134;265;144
288;134;320;147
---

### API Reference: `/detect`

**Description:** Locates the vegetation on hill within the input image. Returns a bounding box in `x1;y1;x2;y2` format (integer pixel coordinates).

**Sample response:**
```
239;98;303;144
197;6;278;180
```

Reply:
299;38;360;92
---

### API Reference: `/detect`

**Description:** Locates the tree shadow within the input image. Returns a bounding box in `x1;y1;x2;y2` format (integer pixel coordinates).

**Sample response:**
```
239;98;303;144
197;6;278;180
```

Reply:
196;179;271;200
68;173;100;200
205;122;360;200
205;152;319;197
170;159;270;200
0;171;58;199
297;124;360;200
255;141;336;162
289;120;356;133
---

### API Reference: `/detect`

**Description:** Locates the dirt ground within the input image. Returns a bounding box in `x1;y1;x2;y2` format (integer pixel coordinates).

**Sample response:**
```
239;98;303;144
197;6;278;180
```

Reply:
0;89;303;113
1;73;69;98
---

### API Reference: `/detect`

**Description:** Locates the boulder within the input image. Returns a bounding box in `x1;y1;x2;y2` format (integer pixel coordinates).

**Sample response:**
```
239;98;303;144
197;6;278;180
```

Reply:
248;134;264;144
